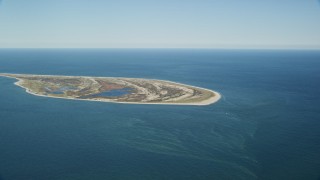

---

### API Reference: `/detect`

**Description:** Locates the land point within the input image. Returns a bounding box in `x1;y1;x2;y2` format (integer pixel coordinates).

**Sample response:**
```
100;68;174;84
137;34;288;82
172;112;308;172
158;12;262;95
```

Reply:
0;73;221;105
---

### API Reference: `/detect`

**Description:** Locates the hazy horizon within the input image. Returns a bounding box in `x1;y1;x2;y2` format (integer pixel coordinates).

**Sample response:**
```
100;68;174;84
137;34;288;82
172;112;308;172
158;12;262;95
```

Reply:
0;0;320;49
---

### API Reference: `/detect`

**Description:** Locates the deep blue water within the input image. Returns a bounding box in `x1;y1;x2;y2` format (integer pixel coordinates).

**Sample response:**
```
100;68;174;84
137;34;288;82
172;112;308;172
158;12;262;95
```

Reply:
0;49;319;180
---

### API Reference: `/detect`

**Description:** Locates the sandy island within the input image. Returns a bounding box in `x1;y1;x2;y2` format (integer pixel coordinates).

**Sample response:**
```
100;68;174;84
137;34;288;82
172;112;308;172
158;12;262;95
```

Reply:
0;73;221;106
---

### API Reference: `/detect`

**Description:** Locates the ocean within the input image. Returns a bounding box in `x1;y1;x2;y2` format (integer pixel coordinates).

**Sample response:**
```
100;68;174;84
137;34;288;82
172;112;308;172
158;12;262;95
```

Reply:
0;49;319;180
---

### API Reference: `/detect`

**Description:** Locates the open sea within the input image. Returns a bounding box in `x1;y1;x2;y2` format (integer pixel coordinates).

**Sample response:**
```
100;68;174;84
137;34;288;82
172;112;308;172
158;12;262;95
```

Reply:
0;49;319;180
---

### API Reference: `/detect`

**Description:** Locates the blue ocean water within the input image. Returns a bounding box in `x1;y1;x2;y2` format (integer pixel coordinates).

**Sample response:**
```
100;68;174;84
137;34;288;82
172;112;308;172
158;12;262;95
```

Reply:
0;49;319;180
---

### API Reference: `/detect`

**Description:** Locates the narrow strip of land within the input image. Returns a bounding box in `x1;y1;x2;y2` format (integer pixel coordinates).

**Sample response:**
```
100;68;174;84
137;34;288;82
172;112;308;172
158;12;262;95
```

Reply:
0;73;221;106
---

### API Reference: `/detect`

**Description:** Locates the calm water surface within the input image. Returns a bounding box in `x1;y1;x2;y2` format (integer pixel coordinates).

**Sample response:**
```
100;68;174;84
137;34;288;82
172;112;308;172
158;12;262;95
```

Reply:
92;88;133;97
0;49;319;180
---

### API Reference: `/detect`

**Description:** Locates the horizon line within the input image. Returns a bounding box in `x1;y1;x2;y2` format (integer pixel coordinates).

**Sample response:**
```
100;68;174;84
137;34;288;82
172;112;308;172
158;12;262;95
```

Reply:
0;47;320;51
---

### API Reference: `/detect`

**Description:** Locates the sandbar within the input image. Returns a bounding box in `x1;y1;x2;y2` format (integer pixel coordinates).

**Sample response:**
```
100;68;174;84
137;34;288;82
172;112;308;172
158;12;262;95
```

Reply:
0;73;221;106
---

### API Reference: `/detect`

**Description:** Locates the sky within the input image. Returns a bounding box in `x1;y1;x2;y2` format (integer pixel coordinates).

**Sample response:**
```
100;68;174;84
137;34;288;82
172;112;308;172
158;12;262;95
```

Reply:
0;0;320;49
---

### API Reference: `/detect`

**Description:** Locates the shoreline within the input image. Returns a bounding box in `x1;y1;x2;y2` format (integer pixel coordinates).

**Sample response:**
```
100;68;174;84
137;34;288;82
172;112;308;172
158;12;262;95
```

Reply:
0;73;221;106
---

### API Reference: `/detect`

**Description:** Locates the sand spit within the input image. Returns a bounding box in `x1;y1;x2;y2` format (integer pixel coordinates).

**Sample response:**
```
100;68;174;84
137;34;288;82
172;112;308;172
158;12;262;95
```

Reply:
0;73;221;106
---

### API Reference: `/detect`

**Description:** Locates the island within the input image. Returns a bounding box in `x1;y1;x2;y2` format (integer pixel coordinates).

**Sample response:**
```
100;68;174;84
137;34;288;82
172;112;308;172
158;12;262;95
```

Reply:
0;73;221;105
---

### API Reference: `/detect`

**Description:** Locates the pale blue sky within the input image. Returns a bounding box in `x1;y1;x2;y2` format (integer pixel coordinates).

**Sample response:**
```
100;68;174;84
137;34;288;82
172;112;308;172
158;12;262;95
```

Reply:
0;0;320;48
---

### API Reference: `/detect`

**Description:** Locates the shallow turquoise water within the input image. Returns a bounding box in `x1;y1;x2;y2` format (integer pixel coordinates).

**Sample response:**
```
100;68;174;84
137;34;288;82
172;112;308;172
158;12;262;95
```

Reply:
0;49;319;180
